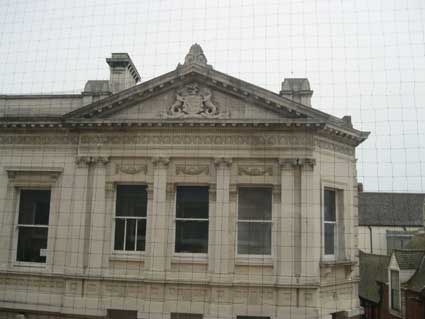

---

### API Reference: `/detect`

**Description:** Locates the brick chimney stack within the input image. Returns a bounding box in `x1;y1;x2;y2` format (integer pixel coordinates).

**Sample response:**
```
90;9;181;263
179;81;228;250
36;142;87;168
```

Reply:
106;53;141;94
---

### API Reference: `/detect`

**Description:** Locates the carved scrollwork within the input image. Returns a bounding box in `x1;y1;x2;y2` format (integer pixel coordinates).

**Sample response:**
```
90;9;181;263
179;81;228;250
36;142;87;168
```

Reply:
115;164;147;175
175;165;209;176
238;165;273;176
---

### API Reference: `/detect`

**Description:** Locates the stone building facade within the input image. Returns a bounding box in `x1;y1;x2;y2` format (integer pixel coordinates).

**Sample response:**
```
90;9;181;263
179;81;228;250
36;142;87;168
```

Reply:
0;44;369;319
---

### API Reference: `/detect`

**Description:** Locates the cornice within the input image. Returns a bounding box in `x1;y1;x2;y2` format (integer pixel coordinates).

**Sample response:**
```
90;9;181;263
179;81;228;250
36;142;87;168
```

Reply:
0;67;369;146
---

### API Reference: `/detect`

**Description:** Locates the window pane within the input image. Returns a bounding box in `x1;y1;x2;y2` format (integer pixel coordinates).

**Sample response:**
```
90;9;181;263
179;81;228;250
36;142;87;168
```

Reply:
107;309;137;319
324;190;336;222
125;219;136;250
17;227;48;263
238;188;272;220
175;220;208;253
18;190;50;225
136;219;146;251
391;271;400;310
176;186;209;219
114;219;125;250
116;185;147;217
237;222;271;255
324;223;335;255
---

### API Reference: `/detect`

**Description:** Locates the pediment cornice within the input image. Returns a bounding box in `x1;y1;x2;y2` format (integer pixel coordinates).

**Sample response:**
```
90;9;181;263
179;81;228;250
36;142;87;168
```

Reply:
0;60;369;146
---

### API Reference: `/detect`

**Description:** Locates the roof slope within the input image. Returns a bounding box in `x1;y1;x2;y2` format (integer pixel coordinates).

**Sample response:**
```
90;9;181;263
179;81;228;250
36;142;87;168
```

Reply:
359;251;390;303
359;192;425;226
394;250;425;270
407;256;425;292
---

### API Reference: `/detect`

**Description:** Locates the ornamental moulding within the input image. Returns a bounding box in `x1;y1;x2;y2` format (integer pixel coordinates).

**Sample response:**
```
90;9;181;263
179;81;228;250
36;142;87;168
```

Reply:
79;134;314;147
115;164;147;175
238;165;273;176
175;165;209;176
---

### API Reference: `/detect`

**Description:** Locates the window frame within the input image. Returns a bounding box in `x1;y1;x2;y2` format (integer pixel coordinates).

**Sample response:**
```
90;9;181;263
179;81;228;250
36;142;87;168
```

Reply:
173;184;209;256
389;269;401;312
236;185;273;258
112;184;148;255
323;188;337;259
14;187;51;266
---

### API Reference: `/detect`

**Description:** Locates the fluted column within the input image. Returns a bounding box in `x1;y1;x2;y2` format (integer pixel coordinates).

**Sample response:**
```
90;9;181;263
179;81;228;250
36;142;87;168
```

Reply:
145;157;170;276
211;157;233;276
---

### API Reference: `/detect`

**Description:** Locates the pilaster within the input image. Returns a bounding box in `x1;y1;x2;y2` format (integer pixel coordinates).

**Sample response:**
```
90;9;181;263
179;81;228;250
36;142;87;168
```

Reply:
278;158;298;283
211;157;233;276
300;158;319;282
74;156;110;275
145;157;170;276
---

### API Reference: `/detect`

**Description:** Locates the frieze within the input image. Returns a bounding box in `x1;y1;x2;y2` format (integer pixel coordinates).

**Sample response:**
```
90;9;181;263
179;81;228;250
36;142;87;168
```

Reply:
175;164;209;176
238;165;273;176
0;135;79;145
115;163;148;175
315;138;354;156
79;134;314;147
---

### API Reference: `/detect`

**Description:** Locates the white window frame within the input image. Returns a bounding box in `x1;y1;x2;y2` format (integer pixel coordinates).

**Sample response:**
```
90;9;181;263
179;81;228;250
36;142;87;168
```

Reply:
112;184;147;254
173;185;209;256
323;188;337;259
389;269;401;312
236;186;273;258
14;188;51;266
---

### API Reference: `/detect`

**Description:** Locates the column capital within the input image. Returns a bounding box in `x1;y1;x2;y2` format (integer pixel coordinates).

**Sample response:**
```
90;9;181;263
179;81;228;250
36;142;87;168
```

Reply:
151;156;170;168
278;157;316;170
75;156;110;167
214;157;232;168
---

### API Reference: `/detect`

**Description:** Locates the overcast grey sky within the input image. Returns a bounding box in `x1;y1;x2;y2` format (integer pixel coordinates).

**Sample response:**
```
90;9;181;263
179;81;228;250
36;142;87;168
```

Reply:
1;0;424;192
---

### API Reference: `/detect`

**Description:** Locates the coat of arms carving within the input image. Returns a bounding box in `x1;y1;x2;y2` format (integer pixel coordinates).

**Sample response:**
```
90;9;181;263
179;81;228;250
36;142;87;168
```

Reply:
163;83;222;118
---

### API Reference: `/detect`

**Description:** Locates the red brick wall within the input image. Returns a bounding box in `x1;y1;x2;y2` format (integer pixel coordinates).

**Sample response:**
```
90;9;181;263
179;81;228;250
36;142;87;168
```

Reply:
405;290;425;319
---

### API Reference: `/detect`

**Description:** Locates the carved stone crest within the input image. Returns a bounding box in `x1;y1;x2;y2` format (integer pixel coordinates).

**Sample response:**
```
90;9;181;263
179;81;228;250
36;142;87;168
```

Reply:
163;83;222;118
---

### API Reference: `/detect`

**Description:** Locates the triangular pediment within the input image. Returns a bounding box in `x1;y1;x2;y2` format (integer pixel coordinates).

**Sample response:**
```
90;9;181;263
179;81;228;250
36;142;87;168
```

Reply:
95;80;301;122
64;66;318;122
0;44;366;145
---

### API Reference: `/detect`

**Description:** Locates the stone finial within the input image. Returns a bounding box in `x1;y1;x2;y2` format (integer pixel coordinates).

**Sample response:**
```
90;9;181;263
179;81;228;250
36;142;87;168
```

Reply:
280;78;313;106
180;44;212;69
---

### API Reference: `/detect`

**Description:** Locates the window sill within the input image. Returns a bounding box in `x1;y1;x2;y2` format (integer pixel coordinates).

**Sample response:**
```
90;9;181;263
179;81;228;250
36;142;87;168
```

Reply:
110;252;145;262
13;261;47;269
235;255;273;266
320;259;356;268
389;309;402;318
172;253;208;264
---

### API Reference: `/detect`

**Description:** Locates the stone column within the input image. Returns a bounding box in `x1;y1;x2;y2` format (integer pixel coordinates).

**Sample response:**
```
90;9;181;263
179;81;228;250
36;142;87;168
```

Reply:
211;158;233;277
300;158;319;282
145;157;170;277
88;157;109;275
74;156;109;275
278;158;298;283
